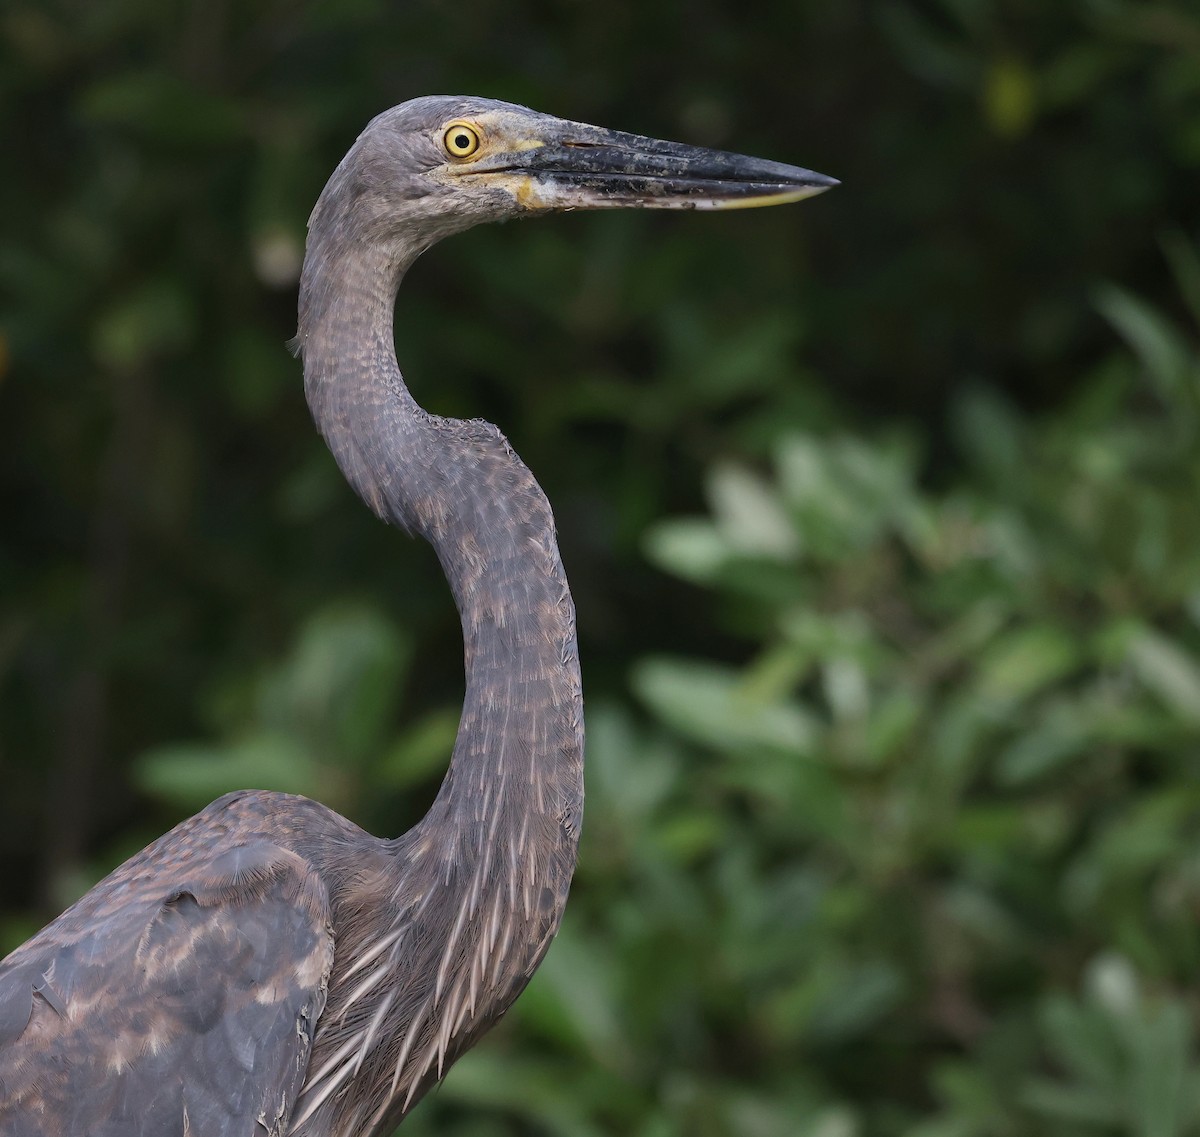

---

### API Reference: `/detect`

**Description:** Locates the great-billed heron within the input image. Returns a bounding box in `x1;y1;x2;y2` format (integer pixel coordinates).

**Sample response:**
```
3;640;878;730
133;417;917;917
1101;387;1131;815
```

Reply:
0;96;834;1136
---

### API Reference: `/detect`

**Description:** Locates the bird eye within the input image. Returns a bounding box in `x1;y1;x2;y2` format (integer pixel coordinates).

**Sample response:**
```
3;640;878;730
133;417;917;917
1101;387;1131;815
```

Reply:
443;123;482;159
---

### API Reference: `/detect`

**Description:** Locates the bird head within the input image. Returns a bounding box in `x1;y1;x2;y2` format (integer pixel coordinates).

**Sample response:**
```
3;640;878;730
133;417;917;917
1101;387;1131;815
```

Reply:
314;95;836;244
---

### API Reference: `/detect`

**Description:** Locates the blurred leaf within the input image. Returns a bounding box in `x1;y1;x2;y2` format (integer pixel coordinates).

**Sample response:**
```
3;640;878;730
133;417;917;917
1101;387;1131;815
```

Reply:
951;385;1025;485
91;279;195;370
1123;626;1200;723
135;734;320;807
1160;230;1200;329
983;56;1036;138
259;603;412;762
376;707;460;790
1095;284;1196;419
707;462;800;559
975;625;1079;703
633;656;818;755
643;518;728;584
994;701;1090;785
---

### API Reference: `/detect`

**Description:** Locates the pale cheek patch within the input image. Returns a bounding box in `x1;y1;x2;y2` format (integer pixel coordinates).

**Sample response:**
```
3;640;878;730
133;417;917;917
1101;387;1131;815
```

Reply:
512;175;555;211
505;138;546;153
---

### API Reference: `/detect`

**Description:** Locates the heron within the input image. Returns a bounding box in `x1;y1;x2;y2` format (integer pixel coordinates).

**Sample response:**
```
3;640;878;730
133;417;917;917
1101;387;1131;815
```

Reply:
0;96;834;1136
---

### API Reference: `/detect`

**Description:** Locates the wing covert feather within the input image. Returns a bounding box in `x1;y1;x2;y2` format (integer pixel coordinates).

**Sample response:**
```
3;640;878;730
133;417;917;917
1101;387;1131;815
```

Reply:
0;834;333;1137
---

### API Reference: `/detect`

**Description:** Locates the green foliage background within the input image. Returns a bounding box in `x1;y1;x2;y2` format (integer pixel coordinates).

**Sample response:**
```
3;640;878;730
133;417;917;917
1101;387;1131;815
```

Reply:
2;1;1199;1134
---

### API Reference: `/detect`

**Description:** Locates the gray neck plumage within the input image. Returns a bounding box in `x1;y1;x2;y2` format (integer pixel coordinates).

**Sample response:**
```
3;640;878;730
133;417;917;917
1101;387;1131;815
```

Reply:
294;199;584;851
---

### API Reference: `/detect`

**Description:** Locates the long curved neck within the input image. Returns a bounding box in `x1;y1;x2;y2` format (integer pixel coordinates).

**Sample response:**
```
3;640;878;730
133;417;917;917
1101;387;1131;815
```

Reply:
296;213;584;846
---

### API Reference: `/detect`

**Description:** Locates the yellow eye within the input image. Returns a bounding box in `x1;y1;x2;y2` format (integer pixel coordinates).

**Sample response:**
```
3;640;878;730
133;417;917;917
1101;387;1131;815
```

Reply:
443;122;482;159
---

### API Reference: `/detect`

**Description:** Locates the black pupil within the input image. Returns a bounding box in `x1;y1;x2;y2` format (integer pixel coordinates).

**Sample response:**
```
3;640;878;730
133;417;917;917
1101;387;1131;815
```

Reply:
454;133;471;150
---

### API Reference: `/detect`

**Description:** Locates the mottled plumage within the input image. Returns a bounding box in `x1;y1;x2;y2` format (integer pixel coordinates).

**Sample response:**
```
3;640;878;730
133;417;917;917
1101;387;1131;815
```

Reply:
0;96;832;1136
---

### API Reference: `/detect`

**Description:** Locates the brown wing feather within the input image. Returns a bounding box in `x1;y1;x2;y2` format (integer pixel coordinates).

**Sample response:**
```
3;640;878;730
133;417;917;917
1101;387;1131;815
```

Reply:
0;800;334;1137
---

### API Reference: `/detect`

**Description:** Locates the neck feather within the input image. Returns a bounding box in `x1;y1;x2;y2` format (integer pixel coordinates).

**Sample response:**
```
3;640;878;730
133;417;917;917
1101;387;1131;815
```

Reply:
296;218;584;845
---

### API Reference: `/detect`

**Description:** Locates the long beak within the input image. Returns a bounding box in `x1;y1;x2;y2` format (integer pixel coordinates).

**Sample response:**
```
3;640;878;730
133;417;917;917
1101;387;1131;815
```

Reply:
469;120;837;212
